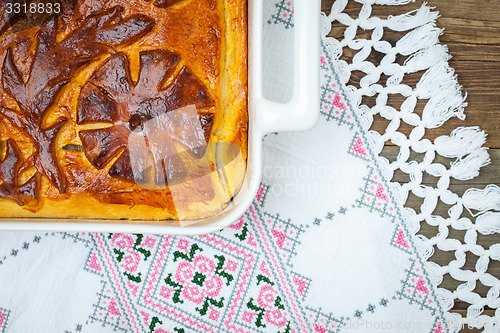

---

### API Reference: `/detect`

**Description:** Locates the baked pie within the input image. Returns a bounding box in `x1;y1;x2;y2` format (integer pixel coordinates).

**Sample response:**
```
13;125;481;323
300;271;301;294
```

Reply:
0;0;247;221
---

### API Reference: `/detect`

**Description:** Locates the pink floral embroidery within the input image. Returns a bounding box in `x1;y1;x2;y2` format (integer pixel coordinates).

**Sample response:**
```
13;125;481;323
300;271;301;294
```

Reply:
141;236;156;249
174;256;223;301
175;261;195;284
208;307;221;321
246;274;290;329
177;239;190;251
204;275;223;298
122;251;141;273
108;234;155;284
224;259;238;272
163;243;235;317
242;310;256;323
111;233;134;250
182;285;205;304
257;285;278;309
193;255;216;274
159;286;174;299
265;308;287;328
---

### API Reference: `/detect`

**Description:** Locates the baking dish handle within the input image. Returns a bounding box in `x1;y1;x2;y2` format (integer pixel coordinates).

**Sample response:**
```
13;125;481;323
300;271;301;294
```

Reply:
253;0;321;134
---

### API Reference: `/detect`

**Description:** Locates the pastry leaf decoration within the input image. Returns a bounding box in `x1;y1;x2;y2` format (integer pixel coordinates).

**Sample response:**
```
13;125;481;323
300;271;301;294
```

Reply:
152;0;186;7
0;6;155;198
77;49;215;184
0;139;38;206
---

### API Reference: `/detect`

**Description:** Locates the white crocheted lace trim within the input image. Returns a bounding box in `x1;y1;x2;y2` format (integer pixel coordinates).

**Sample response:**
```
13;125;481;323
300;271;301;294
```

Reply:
322;1;500;332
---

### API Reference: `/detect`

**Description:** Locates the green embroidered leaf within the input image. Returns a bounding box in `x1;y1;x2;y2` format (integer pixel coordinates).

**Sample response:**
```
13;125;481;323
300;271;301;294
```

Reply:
134;234;143;247
235;222;249;241
214;255;234;286
113;248;124;262
173;328;185;333
246;298;264;312
274;295;285;310
136;247;151;260
256;274;274;286
148;316;163;333
164;273;183;304
173;243;202;262
132;234;152;260
246;298;266;328
196;297;224;316
123;272;142;283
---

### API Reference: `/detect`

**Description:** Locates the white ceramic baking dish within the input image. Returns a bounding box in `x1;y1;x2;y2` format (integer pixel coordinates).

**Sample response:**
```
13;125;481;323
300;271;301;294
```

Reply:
0;0;321;235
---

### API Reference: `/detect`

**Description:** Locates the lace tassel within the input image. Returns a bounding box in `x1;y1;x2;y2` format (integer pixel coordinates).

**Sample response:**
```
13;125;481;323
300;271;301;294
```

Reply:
396;22;441;55
385;3;439;32
463;185;500;213
449;149;490;180
435;127;488;158
431;127;491;180
416;63;467;128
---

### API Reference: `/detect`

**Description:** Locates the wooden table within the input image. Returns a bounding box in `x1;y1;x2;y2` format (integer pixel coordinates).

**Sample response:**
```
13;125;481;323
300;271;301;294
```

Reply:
322;0;499;330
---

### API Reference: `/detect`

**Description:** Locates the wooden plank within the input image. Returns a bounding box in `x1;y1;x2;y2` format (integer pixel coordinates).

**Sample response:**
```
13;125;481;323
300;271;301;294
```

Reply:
445;44;500;63
437;18;500;45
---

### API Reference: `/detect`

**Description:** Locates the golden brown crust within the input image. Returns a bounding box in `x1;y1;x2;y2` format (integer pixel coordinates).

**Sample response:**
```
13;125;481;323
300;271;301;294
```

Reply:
0;0;247;221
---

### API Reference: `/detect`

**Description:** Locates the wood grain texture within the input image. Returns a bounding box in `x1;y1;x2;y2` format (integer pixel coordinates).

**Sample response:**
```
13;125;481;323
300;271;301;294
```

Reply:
322;0;500;327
